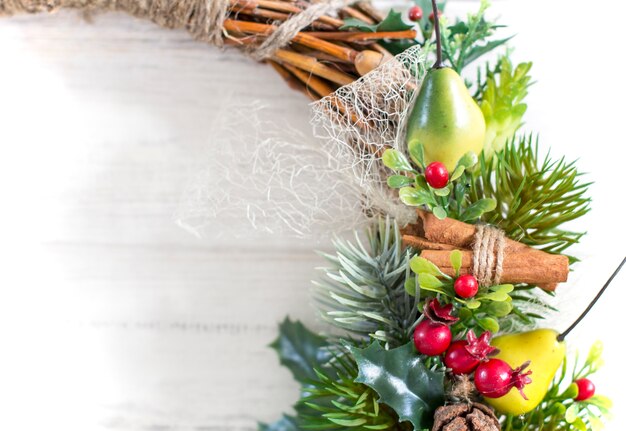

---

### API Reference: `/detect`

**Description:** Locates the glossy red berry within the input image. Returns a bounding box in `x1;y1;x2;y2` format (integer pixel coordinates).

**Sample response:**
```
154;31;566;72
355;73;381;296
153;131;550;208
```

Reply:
444;340;479;374
454;274;479;298
408;6;423;21
429;10;443;22
475;359;532;399
444;330;497;375
413;319;452;356
575;378;596;401
475;359;514;398
424;162;449;189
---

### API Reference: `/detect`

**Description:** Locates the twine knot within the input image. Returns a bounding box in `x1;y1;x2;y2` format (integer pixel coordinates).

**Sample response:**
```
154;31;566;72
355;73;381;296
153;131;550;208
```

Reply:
472;224;506;286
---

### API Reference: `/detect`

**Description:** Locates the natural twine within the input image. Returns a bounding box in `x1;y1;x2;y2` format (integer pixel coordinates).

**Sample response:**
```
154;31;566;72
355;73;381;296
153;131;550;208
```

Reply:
0;0;344;57
251;0;346;60
472;224;506;287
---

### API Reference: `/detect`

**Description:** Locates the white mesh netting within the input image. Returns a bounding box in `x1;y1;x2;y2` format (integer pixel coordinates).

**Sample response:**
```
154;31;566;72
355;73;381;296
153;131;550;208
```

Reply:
176;45;426;239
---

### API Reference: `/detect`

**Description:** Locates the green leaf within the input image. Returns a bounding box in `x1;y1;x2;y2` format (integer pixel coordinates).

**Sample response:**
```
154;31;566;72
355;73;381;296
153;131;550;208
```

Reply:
349;342;445;430
399;187;434;207
449;165;465;182
433;206;447;220
588;395;613;410
561;383;579;400
417;273;444;290
382;149;414;172
270;318;332;383
410;256;444;277
565;403;579;423
433;187;451;197
466;299;481;309
571;417;587;431
477;317;499;333
456;152;478;170
378;9;414;32
405;277;417;296
409;142;426;168
341;9;413;33
460;198;497;222
482;290;511;302
490;284;514;294
487;301;512;317
387;175;414;189
450;250;463;275
585;341;603;367
464;37;514;67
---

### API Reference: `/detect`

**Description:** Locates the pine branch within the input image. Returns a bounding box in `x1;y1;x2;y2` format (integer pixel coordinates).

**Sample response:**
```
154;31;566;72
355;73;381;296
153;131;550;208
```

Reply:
313;218;418;348
470;135;591;256
298;347;400;430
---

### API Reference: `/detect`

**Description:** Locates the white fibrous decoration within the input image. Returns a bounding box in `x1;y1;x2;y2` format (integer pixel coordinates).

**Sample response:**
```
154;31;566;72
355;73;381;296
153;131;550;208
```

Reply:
176;45;426;239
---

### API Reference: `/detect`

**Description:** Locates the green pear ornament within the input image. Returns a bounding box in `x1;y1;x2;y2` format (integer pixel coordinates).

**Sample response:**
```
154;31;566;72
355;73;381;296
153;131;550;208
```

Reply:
482;258;625;415
406;0;486;171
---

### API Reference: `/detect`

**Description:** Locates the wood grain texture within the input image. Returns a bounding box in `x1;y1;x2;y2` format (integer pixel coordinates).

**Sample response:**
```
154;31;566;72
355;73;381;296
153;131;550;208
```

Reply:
1;1;625;430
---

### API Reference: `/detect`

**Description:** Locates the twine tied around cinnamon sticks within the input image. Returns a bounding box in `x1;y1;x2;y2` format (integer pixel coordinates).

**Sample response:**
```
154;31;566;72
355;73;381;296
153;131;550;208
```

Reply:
402;209;569;291
473;224;506;287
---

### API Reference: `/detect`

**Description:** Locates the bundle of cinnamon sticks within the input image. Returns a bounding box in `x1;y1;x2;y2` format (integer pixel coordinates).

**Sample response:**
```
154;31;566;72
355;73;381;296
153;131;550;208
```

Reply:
402;210;569;291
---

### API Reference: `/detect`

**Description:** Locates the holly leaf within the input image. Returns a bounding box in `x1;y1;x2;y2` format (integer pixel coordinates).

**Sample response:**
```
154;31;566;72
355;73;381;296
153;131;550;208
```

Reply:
377;9;415;32
349;342;445;430
270;318;333;383
341;9;414;33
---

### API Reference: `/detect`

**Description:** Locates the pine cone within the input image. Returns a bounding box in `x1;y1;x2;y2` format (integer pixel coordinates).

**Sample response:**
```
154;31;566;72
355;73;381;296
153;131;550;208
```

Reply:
432;403;500;431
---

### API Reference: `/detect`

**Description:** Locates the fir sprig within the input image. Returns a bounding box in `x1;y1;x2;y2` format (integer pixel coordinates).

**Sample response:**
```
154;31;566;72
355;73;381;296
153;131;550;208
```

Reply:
313;218;417;348
470;135;592;256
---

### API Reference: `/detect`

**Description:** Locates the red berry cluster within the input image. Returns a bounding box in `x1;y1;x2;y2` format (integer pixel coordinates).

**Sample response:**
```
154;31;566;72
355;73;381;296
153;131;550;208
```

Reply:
413;286;533;400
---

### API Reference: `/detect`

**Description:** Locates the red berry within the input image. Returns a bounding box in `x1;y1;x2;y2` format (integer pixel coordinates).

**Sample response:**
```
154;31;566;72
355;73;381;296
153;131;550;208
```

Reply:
444;340;480;374
475;359;533;399
413;319;452;356
475;359;514;398
444;330;497;375
575;378;596;401
408;6;423;21
429;10;443;22
424;162;449;189
454;274;479;298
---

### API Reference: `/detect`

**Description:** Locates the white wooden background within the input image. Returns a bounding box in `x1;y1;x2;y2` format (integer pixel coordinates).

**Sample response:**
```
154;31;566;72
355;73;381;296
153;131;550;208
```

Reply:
1;1;625;430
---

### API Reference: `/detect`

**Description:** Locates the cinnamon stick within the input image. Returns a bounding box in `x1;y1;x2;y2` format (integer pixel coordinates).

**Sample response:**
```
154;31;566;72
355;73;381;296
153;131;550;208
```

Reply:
304;29;418;42
420;250;569;286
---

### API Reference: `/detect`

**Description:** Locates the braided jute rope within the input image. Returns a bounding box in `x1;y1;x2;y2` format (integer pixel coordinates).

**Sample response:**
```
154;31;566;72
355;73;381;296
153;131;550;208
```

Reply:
472;224;506;287
0;0;345;57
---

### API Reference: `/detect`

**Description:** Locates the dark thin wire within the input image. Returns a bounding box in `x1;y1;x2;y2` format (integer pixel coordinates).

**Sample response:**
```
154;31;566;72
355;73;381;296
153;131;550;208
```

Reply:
430;0;443;68
557;256;626;342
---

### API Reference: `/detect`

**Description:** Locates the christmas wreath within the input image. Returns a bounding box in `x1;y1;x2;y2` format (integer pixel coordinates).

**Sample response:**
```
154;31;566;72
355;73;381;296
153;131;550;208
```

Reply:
3;0;623;430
